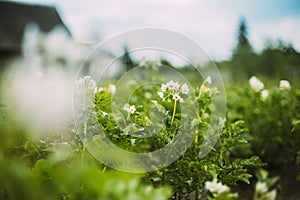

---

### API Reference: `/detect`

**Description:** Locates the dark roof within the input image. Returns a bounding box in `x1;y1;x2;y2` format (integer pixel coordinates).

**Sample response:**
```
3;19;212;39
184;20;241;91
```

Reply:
0;1;71;53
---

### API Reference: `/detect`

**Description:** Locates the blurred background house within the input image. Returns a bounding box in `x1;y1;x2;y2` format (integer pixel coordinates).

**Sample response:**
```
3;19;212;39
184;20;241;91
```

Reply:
0;1;71;67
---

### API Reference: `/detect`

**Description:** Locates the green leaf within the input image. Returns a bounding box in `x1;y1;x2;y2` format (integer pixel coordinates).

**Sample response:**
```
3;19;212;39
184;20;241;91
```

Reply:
237;173;252;184
151;100;166;113
150;176;162;182
292;119;300;132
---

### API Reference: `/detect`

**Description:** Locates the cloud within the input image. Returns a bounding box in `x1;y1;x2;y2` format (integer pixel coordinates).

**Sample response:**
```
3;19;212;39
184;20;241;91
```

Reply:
65;0;239;59
14;0;300;60
251;18;300;52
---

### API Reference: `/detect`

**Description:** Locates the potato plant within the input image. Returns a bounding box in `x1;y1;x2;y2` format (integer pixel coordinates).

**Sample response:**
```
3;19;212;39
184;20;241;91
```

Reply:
89;67;265;199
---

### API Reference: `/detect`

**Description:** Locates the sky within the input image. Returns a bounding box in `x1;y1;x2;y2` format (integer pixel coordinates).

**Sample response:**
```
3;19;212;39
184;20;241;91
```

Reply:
12;0;300;61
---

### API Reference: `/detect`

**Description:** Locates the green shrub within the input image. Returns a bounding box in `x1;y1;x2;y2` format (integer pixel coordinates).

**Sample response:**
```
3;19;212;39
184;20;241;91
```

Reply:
227;77;300;167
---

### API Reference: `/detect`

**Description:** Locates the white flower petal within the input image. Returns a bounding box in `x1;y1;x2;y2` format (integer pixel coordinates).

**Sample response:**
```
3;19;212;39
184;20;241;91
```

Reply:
157;92;164;99
108;84;116;94
205;179;230;194
206;76;212;84
279;80;291;90
181;83;189;95
260;89;269;101
256;181;268;193
161;84;167;92
129;105;136;114
249;76;264;92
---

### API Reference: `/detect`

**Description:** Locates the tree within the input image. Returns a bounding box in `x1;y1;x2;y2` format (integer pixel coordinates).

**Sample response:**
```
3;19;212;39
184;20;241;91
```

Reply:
230;17;257;79
121;46;135;71
233;17;253;56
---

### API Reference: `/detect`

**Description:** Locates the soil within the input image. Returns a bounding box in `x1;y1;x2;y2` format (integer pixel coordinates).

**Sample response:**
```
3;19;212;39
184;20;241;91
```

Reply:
231;165;300;200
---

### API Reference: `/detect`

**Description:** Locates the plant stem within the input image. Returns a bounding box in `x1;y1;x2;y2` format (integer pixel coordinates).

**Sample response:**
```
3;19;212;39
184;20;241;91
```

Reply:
162;169;166;185
171;100;177;126
194;134;198;144
195;188;199;200
82;122;87;165
81;92;87;165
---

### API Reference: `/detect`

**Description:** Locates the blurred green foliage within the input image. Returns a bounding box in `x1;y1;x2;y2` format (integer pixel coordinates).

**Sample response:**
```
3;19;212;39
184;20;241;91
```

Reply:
216;18;300;86
93;74;265;200
1;16;300;199
227;82;300;167
0;103;171;200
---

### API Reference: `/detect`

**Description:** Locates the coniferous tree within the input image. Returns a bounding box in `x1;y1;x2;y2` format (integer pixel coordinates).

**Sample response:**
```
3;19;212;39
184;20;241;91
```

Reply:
230;17;258;79
121;46;135;71
233;18;253;57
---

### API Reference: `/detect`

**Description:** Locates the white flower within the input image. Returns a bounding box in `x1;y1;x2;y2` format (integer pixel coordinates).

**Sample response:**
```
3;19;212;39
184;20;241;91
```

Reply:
129;105;136;114
173;82;181;90
255;181;268;193
167;80;180;91
76;76;96;94
161;84;167;92
206;76;212;84
108;84;116;94
94;87;104;94
123;103;129;110
123;103;136;114
203;113;210;119
101;111;108;116
166;80;174;88
145;92;152;99
249;76;264;92
279;80;291;90
83;76;96;88
181;83;189;95
217;184;230;194
260;89;269;101
157;92;164;99
266;190;277;200
173;93;184;103
159;81;189;103
88;80;96;91
131;139;136;146
94;86;98;94
205;179;230;194
98;87;104;92
200;85;210;95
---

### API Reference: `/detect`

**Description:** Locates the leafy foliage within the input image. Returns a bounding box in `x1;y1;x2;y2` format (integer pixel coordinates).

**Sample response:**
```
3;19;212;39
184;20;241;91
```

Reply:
227;79;300;167
92;72;265;199
0;102;171;200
